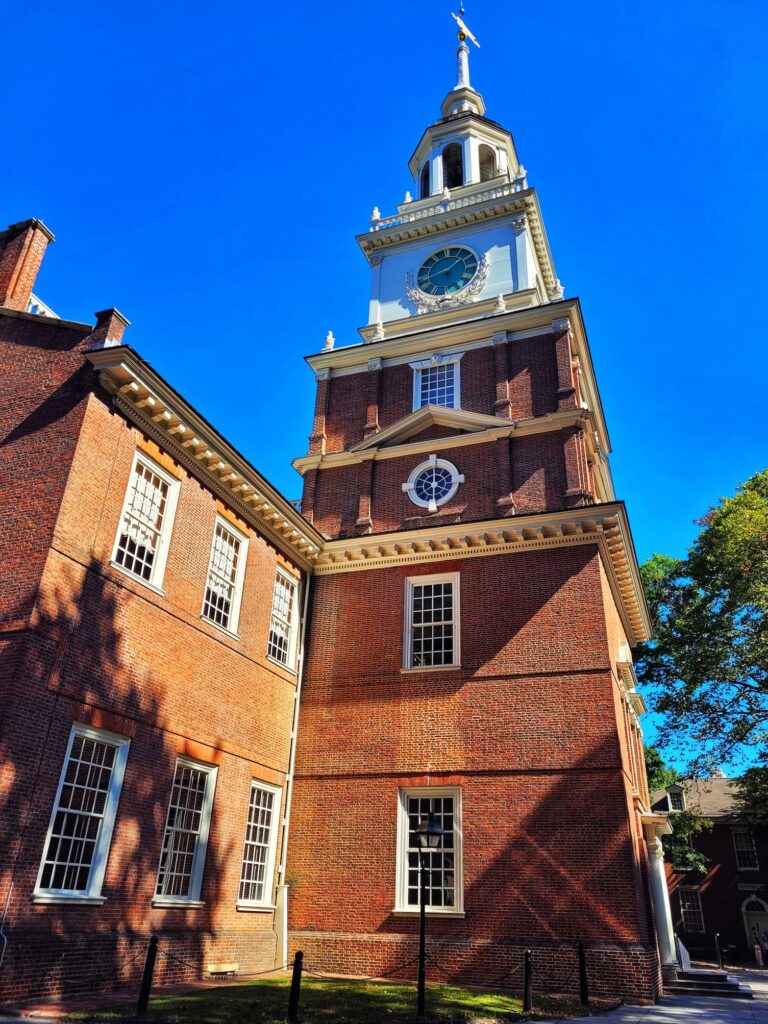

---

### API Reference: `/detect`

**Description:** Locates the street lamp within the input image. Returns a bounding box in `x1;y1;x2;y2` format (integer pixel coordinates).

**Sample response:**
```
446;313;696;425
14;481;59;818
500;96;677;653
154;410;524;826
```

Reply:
415;812;444;1017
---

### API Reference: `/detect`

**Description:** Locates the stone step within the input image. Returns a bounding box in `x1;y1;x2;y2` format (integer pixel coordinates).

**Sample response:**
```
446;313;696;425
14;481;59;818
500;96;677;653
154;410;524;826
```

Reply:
665;979;753;1000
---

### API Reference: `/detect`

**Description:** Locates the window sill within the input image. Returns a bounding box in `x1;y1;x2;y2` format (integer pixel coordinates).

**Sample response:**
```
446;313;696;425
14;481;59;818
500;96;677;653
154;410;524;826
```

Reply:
401;665;461;674
109;561;166;597
32;893;107;906
199;615;240;641
266;655;298;676
152;898;205;909
392;909;465;919
236;901;276;913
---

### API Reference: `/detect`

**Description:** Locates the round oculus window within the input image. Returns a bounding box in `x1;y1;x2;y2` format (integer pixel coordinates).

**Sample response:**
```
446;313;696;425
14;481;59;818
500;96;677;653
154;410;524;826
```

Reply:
402;456;465;513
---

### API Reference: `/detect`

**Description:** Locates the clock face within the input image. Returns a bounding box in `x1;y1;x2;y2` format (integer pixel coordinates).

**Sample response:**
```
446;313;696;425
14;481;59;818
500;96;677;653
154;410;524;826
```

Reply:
417;247;478;296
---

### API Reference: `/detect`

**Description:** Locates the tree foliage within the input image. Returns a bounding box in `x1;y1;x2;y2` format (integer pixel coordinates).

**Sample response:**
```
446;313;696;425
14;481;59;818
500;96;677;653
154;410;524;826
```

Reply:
643;746;711;873
635;471;768;774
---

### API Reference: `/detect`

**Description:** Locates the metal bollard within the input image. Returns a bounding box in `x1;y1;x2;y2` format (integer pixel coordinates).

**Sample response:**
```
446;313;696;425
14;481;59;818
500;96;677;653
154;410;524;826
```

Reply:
577;942;589;1007
715;933;724;971
287;950;303;1023
136;934;159;1016
523;949;533;1013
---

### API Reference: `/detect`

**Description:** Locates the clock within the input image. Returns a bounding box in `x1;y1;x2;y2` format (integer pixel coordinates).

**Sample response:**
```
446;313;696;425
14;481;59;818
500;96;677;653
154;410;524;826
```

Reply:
416;247;479;297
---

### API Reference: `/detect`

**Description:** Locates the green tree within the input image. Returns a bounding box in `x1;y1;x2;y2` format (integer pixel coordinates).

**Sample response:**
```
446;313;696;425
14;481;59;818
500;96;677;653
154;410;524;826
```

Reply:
635;471;768;775
643;747;711;873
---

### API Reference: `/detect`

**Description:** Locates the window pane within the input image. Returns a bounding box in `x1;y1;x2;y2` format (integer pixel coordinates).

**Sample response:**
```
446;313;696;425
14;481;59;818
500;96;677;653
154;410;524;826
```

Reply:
410;581;455;667
679;889;705;932
115;461;169;581
405;795;456;909
669;791;684;810
268;573;298;666
419;364;455;409
238;785;276;903
202;523;241;630
157;763;210;899
38;734;119;894
733;829;759;869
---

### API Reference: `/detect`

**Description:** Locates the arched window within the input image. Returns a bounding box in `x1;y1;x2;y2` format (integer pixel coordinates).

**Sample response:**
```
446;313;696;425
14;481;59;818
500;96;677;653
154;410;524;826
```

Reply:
479;144;496;182
442;143;463;190
419;163;430;199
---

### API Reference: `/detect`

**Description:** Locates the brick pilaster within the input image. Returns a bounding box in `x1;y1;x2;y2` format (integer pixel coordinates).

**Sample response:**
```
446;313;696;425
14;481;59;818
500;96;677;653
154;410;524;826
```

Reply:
364;358;381;439
491;332;512;419
563;425;593;507
552;317;577;410
308;369;331;454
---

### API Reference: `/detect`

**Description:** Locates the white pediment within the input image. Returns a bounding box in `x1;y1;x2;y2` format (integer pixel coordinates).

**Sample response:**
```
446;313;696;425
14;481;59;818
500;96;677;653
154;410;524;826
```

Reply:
349;405;515;453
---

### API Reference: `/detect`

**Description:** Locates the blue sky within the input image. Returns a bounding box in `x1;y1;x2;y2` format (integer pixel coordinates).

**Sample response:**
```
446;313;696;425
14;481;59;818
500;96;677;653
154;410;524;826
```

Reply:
4;0;767;568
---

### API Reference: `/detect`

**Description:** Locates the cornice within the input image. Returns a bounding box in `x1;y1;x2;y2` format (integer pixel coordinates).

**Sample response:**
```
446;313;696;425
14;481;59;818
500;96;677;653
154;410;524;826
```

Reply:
292;408;592;475
313;502;651;647
86;347;323;569
356;188;557;299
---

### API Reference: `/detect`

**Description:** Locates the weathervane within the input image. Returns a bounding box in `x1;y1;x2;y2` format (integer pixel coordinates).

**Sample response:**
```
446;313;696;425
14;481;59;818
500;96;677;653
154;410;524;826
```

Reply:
451;6;480;47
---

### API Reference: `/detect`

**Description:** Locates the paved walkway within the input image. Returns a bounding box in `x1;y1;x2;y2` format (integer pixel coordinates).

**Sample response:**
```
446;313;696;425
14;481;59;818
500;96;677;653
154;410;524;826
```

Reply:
1;968;766;1023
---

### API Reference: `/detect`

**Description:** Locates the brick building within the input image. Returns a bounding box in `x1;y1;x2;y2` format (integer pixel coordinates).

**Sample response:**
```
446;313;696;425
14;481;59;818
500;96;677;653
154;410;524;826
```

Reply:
1;34;673;1005
652;779;768;963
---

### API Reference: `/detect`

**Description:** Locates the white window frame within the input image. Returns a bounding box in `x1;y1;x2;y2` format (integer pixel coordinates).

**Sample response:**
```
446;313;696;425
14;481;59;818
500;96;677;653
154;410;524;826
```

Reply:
111;451;180;593
679;886;706;933
266;568;300;671
410;352;463;411
395;786;463;915
33;723;131;905
236;780;282;911
200;515;248;635
153;756;217;907
402;454;465;513
732;828;760;871
667;785;685;811
403;572;460;672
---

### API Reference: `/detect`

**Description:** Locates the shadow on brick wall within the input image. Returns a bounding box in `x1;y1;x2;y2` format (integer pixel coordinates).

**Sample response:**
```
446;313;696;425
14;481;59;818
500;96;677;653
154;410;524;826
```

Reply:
0;559;227;1003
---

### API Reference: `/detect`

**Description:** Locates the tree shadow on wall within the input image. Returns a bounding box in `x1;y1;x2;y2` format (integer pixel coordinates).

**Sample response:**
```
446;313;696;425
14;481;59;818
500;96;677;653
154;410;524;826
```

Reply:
0;559;232;1002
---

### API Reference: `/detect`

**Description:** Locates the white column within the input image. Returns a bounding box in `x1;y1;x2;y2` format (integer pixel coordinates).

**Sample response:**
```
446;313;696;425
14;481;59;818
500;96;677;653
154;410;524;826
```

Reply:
646;836;679;966
463;136;479;185
431;148;444;195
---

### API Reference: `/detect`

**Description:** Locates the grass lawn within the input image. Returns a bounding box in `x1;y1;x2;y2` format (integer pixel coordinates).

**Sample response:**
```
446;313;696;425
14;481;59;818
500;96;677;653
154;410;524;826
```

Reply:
63;976;611;1024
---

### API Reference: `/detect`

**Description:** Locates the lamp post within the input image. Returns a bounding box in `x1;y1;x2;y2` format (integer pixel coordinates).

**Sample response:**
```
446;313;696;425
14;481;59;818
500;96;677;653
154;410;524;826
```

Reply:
415;812;444;1017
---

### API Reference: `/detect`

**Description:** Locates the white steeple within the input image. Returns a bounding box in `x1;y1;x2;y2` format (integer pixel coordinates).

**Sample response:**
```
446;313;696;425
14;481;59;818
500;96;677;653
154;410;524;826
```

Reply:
441;12;486;117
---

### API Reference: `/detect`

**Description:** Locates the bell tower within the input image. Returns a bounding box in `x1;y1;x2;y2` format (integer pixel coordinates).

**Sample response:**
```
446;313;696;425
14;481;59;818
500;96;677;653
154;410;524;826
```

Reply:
287;11;663;1004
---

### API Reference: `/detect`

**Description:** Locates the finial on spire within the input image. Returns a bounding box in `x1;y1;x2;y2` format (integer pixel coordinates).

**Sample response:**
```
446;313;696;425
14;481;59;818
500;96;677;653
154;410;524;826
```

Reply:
443;10;485;116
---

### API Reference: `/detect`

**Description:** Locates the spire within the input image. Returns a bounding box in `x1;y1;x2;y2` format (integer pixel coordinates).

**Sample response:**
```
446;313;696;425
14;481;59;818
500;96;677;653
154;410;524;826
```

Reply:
442;10;486;117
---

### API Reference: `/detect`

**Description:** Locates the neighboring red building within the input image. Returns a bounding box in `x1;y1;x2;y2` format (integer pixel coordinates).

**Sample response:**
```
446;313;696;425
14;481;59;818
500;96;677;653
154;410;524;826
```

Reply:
653;779;768;963
1;35;671;1007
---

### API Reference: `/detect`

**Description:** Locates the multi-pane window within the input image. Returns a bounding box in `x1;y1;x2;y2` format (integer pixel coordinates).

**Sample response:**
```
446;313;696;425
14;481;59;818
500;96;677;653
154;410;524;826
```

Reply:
237;782;280;906
267;570;299;668
396;787;462;913
202;519;247;633
410;355;462;411
418;363;456;409
155;759;216;903
404;573;460;669
35;724;130;901
668;789;685;811
679;887;705;933
733;828;759;870
113;454;178;587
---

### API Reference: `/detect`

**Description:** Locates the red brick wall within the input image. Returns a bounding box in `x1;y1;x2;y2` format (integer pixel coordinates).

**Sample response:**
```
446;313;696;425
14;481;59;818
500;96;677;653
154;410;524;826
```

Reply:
0;312;92;624
287;546;658;1000
0;328;305;1002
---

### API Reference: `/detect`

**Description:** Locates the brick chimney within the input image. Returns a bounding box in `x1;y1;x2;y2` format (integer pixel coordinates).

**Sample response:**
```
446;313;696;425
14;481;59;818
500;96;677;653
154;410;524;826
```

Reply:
0;219;55;311
88;308;131;349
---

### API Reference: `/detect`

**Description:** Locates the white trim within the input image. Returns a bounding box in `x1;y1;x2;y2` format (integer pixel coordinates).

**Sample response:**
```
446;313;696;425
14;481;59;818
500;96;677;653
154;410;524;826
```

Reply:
732;827;760;871
402;454;465;513
155;756;217;904
236;780;282;910
200;515;249;635
403;572;460;670
34;723;131;902
266;569;300;671
395;786;464;914
410;353;463;412
111;450;180;591
678;886;706;934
